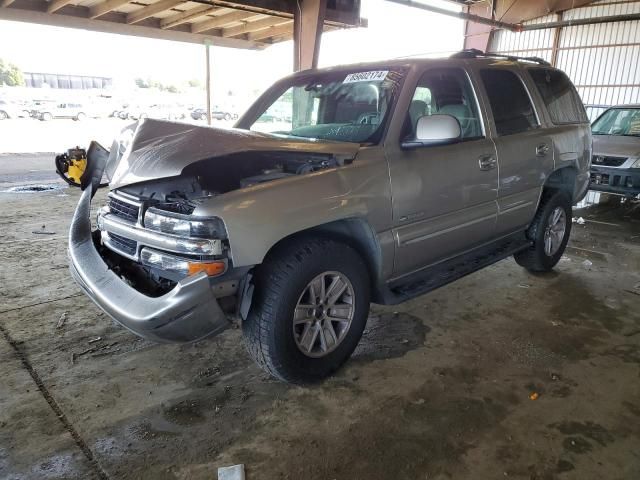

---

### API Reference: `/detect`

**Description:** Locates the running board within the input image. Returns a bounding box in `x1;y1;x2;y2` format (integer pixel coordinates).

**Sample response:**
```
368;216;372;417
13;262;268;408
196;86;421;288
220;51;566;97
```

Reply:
381;233;531;305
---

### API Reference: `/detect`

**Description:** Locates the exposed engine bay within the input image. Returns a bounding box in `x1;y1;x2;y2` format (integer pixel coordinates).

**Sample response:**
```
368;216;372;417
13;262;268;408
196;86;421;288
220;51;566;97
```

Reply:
118;150;341;203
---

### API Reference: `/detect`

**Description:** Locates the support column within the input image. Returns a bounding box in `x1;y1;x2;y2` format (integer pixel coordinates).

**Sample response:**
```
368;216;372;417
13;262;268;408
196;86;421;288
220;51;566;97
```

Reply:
550;11;563;67
293;0;327;71
463;3;494;52
205;41;212;126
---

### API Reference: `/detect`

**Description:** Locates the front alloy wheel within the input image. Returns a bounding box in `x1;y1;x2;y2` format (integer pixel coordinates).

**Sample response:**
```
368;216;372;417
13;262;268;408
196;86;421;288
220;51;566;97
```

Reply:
243;237;370;383
293;271;355;358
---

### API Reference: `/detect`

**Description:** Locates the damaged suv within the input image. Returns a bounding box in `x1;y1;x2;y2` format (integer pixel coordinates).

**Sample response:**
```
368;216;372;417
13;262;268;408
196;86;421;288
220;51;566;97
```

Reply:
69;51;591;383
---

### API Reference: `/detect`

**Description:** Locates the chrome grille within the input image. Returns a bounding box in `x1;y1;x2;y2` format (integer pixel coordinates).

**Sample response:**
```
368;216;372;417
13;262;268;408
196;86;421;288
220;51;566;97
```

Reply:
107;233;137;256
108;195;140;223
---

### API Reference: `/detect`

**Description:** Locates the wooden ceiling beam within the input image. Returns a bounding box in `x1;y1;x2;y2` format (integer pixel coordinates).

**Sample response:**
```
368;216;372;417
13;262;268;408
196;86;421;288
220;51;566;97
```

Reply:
222;14;288;37
127;0;185;24
89;0;131;19
248;20;292;41
160;5;226;29
191;9;256;33
47;0;74;14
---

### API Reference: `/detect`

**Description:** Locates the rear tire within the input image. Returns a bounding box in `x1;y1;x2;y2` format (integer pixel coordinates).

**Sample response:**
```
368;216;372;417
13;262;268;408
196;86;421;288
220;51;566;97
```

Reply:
243;237;371;383
0;110;8;120
514;190;572;272
75;112;86;121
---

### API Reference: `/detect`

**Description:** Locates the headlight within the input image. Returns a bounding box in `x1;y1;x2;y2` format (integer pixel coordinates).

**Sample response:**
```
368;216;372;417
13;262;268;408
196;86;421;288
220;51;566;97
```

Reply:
144;208;225;238
632;158;640;168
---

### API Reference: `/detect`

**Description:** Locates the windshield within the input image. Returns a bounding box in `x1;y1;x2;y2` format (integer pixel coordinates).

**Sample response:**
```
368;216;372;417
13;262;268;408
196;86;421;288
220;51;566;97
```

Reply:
247;69;405;144
592;108;640;136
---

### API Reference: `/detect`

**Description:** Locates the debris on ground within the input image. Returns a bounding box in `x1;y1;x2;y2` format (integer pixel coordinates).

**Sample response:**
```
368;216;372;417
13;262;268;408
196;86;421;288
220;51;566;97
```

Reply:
71;342;119;363
582;259;593;269
56;312;67;329
218;464;245;480
572;217;586;225
518;283;531;289
32;224;56;235
88;337;102;344
529;392;539;401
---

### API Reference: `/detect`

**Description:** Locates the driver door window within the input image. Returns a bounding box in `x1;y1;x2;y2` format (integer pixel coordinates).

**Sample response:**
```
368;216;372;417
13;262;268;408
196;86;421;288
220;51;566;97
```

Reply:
405;68;484;141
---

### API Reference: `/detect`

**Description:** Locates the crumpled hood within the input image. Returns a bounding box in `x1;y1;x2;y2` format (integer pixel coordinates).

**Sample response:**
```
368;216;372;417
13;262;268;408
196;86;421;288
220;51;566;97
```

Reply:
106;119;361;190
593;134;640;158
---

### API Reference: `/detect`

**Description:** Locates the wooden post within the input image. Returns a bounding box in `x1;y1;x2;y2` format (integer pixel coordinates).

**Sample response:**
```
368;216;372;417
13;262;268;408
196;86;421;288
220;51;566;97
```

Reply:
205;41;212;126
293;0;327;71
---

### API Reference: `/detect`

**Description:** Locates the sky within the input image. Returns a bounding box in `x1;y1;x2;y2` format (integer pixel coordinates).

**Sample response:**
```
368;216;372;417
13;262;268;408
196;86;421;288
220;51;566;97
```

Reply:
0;0;463;100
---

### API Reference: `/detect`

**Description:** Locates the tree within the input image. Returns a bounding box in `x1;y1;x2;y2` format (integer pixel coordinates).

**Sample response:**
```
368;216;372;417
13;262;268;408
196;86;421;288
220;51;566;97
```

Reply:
0;58;25;87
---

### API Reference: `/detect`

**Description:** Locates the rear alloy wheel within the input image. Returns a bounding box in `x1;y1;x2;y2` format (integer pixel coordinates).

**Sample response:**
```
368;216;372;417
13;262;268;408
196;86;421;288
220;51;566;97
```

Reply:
224;113;232;121
0;110;8;120
243;237;370;383
75;112;86;121
514;190;572;272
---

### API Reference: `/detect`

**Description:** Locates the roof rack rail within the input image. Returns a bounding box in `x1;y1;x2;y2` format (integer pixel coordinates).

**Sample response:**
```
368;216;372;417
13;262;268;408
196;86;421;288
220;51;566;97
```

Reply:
451;49;551;66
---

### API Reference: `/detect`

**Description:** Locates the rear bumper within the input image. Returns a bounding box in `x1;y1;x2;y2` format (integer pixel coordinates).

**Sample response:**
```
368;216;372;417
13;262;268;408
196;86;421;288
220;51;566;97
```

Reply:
589;166;640;197
68;186;229;343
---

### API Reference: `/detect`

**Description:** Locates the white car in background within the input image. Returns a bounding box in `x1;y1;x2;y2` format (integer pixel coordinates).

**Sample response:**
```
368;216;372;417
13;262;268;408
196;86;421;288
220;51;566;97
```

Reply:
0;100;29;120
37;102;88;121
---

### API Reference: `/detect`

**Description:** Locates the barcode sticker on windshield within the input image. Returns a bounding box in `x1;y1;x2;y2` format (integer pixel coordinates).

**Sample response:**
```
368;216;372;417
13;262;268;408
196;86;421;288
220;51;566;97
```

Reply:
343;71;389;83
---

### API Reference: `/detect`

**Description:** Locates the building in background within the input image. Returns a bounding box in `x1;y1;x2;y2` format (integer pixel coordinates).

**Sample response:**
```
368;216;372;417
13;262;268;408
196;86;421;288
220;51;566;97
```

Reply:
23;72;112;90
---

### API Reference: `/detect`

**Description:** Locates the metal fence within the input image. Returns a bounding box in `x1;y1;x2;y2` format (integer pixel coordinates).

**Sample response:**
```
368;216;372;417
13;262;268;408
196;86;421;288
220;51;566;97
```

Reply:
489;0;640;108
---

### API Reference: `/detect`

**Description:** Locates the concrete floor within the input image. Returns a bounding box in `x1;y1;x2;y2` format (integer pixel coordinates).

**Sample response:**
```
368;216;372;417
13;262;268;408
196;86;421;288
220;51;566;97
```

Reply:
1;164;639;480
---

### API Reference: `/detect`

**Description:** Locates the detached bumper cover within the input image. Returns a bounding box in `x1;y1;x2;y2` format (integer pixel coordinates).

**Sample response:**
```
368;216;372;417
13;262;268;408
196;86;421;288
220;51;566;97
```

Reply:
68;186;228;343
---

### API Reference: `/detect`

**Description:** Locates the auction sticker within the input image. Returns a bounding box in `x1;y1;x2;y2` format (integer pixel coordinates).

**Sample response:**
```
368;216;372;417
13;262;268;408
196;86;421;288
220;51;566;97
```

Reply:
343;71;389;83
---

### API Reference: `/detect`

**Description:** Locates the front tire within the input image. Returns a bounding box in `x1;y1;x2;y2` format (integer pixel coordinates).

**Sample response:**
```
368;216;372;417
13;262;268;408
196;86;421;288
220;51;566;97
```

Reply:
243;237;371;383
514;190;572;272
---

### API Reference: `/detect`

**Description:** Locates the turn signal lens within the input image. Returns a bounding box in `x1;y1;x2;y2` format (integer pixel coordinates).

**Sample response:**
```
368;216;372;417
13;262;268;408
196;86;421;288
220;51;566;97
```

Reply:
140;248;226;277
188;261;226;277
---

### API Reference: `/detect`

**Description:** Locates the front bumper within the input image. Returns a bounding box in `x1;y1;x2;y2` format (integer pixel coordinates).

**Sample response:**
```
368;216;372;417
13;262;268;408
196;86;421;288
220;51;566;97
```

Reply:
589;166;640;196
68;185;229;343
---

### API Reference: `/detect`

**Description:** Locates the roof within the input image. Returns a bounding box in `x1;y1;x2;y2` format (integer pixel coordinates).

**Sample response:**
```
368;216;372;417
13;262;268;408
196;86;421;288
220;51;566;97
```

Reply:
0;0;364;49
288;54;557;79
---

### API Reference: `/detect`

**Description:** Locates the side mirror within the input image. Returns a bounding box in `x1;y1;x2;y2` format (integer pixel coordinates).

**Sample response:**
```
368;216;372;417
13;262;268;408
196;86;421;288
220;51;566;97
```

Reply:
402;114;462;149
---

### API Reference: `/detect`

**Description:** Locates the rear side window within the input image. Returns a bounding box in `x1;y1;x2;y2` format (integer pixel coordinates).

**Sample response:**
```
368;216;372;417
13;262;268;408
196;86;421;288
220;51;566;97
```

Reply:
529;68;588;124
480;69;538;136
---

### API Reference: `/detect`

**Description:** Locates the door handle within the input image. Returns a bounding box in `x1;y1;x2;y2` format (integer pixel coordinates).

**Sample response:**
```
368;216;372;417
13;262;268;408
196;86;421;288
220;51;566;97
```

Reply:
478;154;497;171
536;143;550;156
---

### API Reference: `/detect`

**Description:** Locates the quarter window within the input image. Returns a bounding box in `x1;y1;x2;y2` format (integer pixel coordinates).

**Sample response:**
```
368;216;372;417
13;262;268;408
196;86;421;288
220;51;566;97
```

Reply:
480;69;538;136
404;68;483;140
529;68;588;124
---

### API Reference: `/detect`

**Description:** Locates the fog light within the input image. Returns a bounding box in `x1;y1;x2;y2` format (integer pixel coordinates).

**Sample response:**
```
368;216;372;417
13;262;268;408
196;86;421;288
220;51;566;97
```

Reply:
141;248;226;277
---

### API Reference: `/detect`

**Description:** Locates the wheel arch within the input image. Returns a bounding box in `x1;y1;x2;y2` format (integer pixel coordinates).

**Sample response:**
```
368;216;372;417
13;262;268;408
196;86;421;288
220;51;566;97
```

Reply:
246;218;386;307
543;166;578;202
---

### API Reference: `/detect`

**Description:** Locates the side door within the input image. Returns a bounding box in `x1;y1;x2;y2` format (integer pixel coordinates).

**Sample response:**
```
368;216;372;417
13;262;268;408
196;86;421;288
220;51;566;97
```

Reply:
472;66;554;236
387;67;499;277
